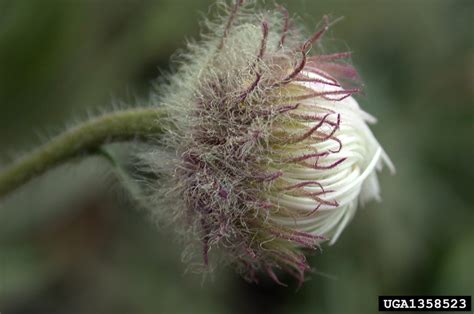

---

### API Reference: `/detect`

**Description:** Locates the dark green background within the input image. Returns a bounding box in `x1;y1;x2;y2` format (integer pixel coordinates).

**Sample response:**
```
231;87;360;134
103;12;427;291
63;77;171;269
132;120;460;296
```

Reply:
0;1;473;313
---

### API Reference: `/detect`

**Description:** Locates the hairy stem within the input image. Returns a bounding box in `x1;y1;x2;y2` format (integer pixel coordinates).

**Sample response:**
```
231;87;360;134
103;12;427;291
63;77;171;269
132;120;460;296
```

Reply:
0;108;166;199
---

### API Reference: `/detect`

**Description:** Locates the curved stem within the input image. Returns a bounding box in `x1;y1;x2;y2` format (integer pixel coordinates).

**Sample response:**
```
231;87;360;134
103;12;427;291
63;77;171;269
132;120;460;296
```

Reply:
0;108;166;199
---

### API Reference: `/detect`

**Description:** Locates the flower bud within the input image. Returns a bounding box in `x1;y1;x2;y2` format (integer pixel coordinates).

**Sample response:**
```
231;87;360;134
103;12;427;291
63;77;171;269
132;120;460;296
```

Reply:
143;1;394;284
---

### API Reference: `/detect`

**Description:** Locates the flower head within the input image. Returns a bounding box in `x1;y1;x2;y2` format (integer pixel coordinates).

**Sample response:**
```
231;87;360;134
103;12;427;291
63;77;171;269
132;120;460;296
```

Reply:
141;0;394;284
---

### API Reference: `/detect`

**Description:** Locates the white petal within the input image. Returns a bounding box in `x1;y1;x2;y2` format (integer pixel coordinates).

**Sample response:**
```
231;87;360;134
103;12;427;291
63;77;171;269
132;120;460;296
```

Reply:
270;70;393;244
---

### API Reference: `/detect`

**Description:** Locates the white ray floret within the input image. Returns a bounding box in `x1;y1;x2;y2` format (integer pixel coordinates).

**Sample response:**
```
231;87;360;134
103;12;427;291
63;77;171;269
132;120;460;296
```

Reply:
271;71;394;245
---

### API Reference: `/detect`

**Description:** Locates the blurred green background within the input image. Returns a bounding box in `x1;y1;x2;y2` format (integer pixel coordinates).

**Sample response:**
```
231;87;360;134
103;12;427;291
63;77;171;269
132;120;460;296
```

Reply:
0;0;473;313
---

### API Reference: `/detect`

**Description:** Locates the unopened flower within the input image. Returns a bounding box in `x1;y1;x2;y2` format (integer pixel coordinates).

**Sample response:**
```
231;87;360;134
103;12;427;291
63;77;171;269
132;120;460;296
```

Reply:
141;1;394;284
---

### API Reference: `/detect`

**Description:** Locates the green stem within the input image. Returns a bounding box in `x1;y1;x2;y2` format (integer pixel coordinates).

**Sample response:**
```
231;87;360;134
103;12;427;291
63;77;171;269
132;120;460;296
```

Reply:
0;108;166;199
